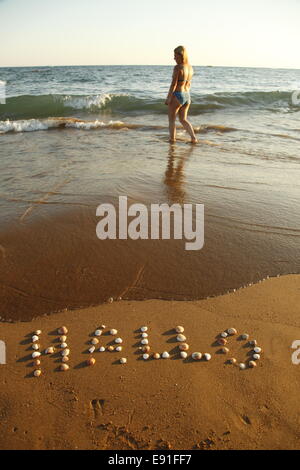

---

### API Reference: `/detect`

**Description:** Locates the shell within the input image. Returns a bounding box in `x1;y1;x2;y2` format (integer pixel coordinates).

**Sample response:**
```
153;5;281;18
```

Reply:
34;369;42;377
179;343;189;351
254;347;262;354
95;329;102;337
228;328;237;336
141;345;150;353
100;325;106;330
143;353;149;360
120;358;127;364
35;330;42;336
221;332;228;338
204;353;212;361
249;360;257;368
229;358;237;364
61;343;68;349
32;335;39;343
221;347;229;354
45;347;54;355
250;340;257;346
91;338;99;345
61;364;69;371
162;351;170;359
180;351;188;359
108;346;114;352
116;346;122;352
110;329;118;335
60;336;67;342
32;344;39;351
239;363;246;370
108;297;114;303
176;334;186;342
175;326;184;333
141;339;149;345
153;353;160;359
62;349;70;357
241;334;249;340
34;359;41;366
253;354;260;360
99;347;106;352
58;326;68;335
87;358;96;366
32;351;41;359
218;338;227;346
89;346;95;354
141;333;148;338
192;352;202;361
140;326;148;332
62;356;69;363
115;338;123;344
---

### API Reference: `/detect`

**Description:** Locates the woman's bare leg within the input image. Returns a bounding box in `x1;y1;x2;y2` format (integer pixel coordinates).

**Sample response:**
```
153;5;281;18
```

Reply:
168;97;181;142
178;104;198;143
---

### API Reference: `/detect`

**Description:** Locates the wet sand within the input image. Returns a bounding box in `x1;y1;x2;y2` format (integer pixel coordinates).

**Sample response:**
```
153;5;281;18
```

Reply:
0;274;300;450
1;111;300;324
0;201;299;322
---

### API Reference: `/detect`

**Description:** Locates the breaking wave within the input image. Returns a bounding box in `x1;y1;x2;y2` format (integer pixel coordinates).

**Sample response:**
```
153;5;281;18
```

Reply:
0;90;297;120
0;117;237;135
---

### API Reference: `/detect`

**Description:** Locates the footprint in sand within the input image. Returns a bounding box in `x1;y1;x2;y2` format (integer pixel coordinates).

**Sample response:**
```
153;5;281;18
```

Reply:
90;399;105;419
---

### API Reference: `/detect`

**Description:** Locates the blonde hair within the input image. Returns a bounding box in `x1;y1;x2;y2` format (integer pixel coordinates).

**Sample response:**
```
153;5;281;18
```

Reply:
174;46;189;64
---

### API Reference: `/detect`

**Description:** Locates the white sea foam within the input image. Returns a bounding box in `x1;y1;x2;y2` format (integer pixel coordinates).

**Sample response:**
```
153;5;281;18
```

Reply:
65;119;106;129
65;119;124;130
59;93;120;110
0;119;57;133
0;118;126;134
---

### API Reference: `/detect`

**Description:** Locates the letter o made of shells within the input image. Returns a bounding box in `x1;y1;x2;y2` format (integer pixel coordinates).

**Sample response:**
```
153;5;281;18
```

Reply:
222;329;262;370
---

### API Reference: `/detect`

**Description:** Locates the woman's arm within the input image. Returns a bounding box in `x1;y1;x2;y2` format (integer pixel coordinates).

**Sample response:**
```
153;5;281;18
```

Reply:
165;66;179;105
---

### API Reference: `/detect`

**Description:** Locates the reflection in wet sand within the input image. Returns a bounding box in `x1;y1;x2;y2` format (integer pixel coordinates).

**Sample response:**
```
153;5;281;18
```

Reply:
164;144;195;204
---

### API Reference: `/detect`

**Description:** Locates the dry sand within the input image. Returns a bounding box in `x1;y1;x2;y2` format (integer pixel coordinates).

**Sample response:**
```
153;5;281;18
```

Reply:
0;274;300;450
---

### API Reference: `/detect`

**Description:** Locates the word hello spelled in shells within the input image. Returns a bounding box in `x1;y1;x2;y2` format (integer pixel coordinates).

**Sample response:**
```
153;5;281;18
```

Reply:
24;324;263;377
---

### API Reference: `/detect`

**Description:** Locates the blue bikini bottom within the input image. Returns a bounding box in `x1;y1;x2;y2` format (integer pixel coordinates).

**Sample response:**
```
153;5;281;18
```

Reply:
173;91;191;106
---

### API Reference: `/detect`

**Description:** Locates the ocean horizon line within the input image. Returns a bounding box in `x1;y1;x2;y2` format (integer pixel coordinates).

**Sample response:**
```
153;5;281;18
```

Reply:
0;64;299;71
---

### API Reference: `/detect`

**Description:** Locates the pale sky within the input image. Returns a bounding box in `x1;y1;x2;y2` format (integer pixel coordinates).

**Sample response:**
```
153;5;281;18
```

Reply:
0;0;299;68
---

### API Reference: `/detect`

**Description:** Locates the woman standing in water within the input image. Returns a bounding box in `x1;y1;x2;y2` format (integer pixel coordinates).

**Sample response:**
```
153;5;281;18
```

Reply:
165;46;197;144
